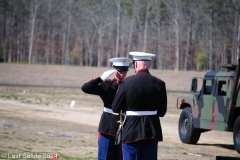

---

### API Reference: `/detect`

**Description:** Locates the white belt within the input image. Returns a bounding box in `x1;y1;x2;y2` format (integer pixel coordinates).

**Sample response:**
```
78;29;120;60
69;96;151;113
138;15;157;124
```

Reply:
126;110;157;116
103;107;119;115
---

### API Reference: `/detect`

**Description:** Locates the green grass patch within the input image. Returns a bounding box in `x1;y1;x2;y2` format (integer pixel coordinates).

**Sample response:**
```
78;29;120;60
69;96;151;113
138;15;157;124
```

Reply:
7;146;19;150
58;154;82;160
23;139;37;142
38;141;46;144
56;146;66;148
2;136;9;138
23;147;33;150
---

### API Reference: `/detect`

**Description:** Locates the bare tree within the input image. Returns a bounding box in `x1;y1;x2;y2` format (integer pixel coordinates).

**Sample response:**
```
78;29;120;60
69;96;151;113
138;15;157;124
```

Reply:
115;0;122;57
182;0;198;70
45;0;52;64
8;9;15;63
0;3;7;62
90;0;113;67
233;1;240;62
163;0;181;71
28;0;41;64
151;0;162;69
126;0;138;57
143;1;150;52
237;15;240;61
65;0;74;65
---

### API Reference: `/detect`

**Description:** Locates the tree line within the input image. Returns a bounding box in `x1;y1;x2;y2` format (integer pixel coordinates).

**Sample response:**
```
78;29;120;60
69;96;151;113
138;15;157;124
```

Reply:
0;0;240;71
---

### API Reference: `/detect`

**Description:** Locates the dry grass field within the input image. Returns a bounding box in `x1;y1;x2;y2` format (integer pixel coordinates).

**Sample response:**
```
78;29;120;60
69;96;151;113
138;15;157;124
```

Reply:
0;63;239;160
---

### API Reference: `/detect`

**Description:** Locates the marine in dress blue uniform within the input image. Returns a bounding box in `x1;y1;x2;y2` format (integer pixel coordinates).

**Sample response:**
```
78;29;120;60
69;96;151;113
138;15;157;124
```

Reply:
81;57;132;160
112;52;167;160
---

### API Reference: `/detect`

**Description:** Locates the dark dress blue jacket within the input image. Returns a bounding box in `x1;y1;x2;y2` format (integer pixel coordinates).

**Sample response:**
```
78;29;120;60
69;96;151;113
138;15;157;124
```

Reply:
81;77;120;135
112;70;167;143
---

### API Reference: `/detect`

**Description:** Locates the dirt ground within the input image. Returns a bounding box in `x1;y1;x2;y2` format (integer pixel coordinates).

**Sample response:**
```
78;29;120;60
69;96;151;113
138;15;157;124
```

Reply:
0;64;240;160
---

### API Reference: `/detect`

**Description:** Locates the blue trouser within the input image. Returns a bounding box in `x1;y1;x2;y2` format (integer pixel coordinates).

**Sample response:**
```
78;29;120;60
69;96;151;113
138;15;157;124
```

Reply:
98;133;121;160
122;139;158;160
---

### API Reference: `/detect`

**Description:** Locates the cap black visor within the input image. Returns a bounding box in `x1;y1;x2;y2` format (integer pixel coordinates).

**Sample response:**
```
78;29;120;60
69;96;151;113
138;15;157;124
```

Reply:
114;66;129;71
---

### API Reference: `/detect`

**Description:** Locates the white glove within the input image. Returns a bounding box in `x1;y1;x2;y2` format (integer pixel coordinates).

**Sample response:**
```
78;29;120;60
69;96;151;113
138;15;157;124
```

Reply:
100;69;115;81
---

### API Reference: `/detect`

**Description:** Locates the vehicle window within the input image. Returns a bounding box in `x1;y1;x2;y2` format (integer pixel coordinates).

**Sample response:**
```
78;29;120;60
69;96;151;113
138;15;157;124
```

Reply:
218;81;227;96
203;80;212;95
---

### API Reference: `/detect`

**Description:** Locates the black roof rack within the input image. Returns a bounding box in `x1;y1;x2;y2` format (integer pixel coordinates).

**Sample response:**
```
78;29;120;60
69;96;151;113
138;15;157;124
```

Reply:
220;64;236;71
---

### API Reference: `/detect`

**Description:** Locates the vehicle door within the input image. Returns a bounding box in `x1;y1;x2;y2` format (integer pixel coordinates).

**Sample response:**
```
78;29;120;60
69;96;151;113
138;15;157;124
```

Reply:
198;77;215;124
214;77;229;126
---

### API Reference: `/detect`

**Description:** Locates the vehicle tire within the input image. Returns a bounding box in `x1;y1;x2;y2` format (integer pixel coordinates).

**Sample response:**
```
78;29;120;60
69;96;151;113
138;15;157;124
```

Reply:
233;116;240;154
178;107;201;144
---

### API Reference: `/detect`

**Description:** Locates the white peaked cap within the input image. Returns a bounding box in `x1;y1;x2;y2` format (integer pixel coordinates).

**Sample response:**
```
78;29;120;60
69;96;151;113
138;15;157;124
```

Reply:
129;51;156;61
109;57;132;66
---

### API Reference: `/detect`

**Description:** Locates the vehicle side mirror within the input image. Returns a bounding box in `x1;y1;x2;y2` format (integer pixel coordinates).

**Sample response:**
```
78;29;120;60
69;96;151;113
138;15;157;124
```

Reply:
190;78;197;92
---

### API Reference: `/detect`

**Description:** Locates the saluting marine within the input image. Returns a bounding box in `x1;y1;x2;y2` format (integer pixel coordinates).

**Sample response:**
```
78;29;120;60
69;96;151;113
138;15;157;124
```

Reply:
112;52;167;160
81;57;132;160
